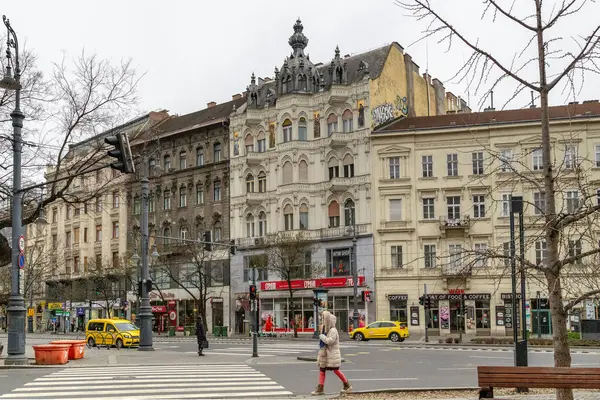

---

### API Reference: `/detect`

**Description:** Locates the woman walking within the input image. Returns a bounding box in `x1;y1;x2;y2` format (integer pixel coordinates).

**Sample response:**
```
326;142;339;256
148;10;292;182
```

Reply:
196;314;208;356
312;311;352;395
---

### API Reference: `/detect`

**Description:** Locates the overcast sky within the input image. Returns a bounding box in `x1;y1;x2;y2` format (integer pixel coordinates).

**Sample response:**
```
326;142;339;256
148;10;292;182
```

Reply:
2;0;599;118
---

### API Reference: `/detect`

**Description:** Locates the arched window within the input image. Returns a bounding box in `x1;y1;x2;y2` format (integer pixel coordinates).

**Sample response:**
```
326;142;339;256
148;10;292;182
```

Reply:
196;147;204;166
342;109;353;133
163;227;171;245
299;160;308;182
163;155;171;171
246;214;255;238
328;201;340;227
179;186;187;208
343;154;355;178
284;204;294;231
328;158;339;180
179;150;187;169
258;212;267;236
282;161;293;185
257;132;266;153
344;199;355;226
282;119;292;143
196;184;204;205
299;204;309;230
327;113;338;136
245;134;254;153
298;118;307;141
213;142;222;162
213;180;222;201
246;174;255;193
179;226;188;240
298;75;307;91
258;172;267;193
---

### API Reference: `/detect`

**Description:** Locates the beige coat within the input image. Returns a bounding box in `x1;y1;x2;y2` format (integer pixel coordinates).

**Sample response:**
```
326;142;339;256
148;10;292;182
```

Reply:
317;311;342;369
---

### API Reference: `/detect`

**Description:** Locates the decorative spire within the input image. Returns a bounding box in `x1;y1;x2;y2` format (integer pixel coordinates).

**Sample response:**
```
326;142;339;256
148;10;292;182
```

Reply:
251;72;256;86
288;18;309;57
335;45;340;59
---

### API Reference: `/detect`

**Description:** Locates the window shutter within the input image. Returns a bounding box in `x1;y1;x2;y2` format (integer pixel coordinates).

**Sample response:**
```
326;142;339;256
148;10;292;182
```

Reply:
328;201;340;217
343;154;353;165
389;199;402;220
299;161;308;182
282;162;293;184
245;135;253;145
327;114;337;124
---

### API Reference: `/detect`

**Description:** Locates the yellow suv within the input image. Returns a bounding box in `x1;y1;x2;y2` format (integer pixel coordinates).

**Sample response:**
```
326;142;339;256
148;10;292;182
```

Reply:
86;318;140;348
350;321;409;342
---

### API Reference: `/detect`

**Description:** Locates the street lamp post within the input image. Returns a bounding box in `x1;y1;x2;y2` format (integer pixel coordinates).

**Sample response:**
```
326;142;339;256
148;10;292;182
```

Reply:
349;210;359;331
1;15;28;366
138;155;153;351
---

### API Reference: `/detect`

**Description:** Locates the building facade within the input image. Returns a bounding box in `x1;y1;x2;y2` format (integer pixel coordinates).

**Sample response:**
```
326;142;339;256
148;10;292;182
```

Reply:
31;113;168;332
228;19;448;334
371;102;600;337
126;98;244;334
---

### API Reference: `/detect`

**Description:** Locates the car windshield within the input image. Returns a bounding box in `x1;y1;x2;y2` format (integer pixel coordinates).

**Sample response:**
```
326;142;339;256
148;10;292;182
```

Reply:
115;322;138;331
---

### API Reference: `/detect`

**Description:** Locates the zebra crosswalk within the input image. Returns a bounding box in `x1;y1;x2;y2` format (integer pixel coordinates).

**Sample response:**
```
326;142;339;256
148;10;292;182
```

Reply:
0;364;293;399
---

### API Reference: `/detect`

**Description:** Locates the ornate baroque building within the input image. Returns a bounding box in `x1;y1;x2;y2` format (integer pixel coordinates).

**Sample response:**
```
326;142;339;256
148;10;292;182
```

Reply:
228;19;448;334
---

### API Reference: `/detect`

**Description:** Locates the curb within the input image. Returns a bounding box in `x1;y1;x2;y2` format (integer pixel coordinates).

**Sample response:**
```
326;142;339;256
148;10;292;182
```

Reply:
0;361;232;369
347;387;479;394
399;344;600;353
297;356;347;363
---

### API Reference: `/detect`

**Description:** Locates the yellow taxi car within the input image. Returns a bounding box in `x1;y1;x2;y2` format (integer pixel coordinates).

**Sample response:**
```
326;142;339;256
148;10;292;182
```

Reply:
86;318;140;348
349;321;409;342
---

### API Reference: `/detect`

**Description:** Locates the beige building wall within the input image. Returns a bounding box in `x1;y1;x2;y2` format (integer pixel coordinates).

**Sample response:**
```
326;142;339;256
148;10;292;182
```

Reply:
372;105;600;337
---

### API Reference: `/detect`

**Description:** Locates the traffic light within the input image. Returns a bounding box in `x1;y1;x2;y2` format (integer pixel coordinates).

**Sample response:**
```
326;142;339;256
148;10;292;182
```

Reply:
419;296;425;306
204;231;212;251
249;284;257;300
425;297;433;309
104;132;135;174
229;239;236;255
462;303;468;315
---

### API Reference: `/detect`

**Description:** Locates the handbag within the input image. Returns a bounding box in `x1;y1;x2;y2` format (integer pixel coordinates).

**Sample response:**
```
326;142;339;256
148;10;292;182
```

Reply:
201;340;209;349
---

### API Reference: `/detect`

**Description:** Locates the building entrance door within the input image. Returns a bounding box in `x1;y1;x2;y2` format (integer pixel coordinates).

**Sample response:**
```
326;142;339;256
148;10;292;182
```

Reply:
449;300;464;333
532;310;552;335
335;310;348;333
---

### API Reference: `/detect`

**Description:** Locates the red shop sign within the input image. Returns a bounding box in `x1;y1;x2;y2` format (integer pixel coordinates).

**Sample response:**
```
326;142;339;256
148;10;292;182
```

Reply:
167;300;177;306
151;305;167;313
260;276;366;291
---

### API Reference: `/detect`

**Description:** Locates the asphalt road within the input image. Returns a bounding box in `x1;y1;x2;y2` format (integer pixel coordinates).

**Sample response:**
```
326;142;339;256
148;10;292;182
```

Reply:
2;340;600;398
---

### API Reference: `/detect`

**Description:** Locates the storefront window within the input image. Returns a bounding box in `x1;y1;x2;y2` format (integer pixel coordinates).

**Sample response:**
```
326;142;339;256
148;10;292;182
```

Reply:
427;301;440;329
302;298;315;329
327;248;351;277
260;298;273;331
390;299;408;323
273;299;288;329
475;300;491;329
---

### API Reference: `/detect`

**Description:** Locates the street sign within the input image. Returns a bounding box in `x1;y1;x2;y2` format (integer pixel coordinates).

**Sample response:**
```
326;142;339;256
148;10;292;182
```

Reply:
18;253;25;269
27;308;34;317
18;235;25;253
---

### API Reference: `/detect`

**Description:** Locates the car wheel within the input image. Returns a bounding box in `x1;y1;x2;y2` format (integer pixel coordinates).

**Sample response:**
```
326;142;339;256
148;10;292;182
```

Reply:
389;332;400;342
354;332;365;341
115;339;123;349
398;338;405;342
87;337;95;348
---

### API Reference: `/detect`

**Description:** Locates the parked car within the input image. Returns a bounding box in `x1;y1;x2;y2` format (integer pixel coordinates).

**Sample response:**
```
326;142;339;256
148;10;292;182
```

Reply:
85;318;140;348
349;321;409;342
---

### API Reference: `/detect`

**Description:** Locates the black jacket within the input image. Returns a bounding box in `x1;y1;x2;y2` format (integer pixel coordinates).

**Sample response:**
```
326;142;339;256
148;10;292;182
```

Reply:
196;317;207;343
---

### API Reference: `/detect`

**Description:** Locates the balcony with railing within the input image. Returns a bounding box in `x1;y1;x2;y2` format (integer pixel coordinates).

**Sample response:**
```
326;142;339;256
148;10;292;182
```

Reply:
439;215;471;237
245;109;263;126
328;85;350;104
246;192;268;205
235;223;370;248
328;131;352;149
328;175;369;193
440;262;472;277
246;151;268;166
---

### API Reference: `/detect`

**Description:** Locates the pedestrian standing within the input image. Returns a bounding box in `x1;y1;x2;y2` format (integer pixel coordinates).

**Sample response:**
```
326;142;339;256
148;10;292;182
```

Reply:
311;311;352;395
196;314;208;356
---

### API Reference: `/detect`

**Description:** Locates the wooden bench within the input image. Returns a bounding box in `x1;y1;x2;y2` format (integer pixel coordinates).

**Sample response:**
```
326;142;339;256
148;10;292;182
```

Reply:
478;366;600;399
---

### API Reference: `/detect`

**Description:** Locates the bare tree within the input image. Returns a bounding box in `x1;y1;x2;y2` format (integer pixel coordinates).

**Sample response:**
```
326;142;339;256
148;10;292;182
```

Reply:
254;232;319;338
396;2;600;397
0;50;142;231
82;256;132;319
158;241;227;326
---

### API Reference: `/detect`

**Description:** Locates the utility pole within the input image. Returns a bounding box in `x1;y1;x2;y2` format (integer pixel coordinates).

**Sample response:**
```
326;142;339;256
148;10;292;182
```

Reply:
138;154;153;351
251;270;258;358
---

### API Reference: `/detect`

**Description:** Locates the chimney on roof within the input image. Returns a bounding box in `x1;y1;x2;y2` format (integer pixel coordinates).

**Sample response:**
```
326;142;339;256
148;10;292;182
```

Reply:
484;90;495;112
207;101;217;108
530;91;536;108
344;54;351;58
569;101;579;105
232;94;242;100
583;99;599;103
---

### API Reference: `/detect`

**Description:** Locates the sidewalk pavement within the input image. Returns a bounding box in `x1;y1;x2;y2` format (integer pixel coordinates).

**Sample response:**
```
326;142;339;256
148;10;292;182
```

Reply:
0;343;250;367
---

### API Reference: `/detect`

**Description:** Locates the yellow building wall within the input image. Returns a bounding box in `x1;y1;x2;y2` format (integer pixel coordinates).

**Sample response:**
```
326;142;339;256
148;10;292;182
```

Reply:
369;45;408;127
412;70;438;117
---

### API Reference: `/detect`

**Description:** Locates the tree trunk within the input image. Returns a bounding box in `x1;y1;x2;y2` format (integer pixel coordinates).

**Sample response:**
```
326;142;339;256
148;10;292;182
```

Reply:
289;290;298;338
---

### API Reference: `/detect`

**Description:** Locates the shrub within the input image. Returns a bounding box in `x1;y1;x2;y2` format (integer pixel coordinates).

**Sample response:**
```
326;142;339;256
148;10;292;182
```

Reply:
438;338;445;344
445;337;454;343
568;332;581;340
454;337;461;344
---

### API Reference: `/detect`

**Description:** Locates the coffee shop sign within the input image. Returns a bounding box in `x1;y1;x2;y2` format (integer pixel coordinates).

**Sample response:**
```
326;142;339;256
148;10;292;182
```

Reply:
149;292;176;299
